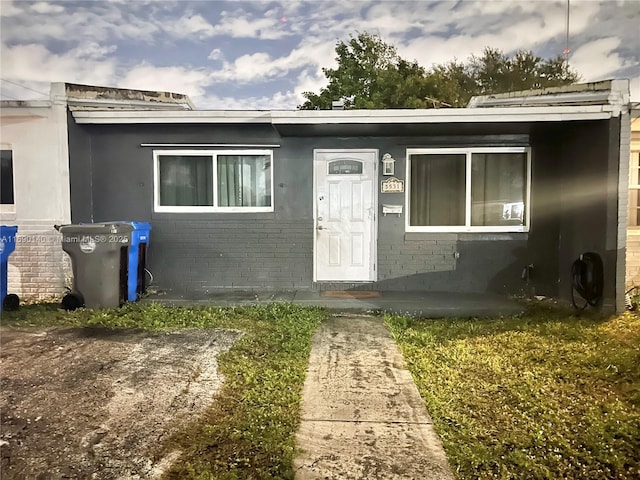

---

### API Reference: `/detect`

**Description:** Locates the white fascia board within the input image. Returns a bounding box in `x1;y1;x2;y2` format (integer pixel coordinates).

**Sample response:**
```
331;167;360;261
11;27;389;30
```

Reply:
73;110;273;124
270;105;613;124
466;93;627;116
72;105;613;125
468;91;614;108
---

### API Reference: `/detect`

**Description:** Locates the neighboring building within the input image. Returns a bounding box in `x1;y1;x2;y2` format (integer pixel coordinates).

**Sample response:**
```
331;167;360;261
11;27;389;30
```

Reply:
1;85;72;300
626;107;640;290
0;83;193;301
66;80;631;312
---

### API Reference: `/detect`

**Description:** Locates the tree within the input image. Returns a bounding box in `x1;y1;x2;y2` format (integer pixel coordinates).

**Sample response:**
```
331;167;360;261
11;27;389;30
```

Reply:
466;47;579;101
299;33;439;109
299;34;580;109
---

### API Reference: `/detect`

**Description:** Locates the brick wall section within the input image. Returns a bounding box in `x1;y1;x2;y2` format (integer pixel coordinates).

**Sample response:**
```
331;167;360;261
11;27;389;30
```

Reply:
377;238;457;279
626;233;640;289
7;224;71;301
148;219;313;293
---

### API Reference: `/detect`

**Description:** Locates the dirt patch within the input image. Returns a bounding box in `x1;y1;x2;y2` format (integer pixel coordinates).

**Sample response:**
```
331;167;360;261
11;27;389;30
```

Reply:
0;325;241;479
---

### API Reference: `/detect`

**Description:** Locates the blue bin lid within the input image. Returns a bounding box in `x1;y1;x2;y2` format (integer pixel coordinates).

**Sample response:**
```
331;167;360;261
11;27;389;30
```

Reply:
1;225;18;234
130;221;152;231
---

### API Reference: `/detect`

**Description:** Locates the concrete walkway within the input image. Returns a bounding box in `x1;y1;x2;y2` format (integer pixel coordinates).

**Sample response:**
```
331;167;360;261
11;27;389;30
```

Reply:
294;315;454;480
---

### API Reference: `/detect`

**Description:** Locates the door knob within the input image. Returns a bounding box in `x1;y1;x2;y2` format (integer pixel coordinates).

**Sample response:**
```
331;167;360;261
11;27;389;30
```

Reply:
317;225;324;230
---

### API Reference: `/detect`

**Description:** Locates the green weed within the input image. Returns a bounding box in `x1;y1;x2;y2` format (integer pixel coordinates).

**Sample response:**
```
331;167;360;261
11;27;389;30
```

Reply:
386;306;640;480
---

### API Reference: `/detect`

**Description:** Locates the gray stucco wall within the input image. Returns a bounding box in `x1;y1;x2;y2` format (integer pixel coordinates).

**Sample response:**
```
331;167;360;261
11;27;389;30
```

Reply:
71;123;314;293
67;117;621;307
552;120;620;309
67;111;93;223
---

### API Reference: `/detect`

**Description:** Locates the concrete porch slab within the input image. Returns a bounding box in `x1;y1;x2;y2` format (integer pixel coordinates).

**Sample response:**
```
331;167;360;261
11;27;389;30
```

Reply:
143;290;524;318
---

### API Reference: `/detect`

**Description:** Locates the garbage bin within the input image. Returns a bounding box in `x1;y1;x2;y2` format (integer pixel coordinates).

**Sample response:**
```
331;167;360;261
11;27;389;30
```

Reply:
83;221;152;301
0;225;19;311
105;222;151;301
58;223;133;309
128;221;151;301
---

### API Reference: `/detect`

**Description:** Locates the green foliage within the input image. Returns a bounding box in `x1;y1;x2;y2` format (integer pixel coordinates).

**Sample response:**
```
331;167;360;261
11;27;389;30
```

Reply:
299;32;438;109
2;302;325;479
386;307;640;479
461;47;579;106
299;33;580;109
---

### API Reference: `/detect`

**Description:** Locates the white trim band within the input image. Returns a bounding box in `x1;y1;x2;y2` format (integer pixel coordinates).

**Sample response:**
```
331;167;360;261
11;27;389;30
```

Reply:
141;143;281;148
72;105;614;125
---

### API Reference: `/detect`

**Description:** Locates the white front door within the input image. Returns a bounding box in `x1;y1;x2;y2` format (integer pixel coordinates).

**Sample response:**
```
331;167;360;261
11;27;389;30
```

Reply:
314;149;377;282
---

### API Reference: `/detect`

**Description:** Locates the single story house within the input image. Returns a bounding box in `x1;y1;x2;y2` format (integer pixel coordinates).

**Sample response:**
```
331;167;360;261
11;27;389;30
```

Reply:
65;80;632;312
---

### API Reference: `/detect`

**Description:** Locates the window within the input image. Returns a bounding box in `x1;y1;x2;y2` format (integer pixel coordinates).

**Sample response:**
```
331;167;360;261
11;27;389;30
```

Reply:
629;149;640;227
159;155;213;207
406;147;530;232
328;159;363;175
154;150;273;212
1;149;15;212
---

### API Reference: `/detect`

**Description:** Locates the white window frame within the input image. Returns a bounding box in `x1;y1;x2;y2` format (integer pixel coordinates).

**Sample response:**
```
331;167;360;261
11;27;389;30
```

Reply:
0;146;15;215
153;149;274;213
405;146;531;233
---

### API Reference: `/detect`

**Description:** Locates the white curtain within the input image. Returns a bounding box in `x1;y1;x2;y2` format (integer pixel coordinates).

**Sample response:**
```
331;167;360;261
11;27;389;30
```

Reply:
218;155;271;207
159;155;213;206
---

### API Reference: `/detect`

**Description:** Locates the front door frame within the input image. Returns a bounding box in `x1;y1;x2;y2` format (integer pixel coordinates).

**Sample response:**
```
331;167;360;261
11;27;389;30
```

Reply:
313;148;378;283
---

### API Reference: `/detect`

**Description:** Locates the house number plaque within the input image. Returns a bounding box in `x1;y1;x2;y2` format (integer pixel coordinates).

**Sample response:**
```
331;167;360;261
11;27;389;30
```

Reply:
381;177;404;193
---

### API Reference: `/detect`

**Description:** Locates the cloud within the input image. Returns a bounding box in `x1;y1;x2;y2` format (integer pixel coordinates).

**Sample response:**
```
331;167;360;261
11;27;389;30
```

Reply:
0;0;23;16
30;2;65;14
164;13;215;39
208;48;223;61
196;89;301;110
1;2;160;43
0;43;116;86
210;39;335;83
1;0;638;109
120;63;212;99
294;69;328;97
397;0;602;68
570;37;633;81
207;8;290;39
71;42;118;60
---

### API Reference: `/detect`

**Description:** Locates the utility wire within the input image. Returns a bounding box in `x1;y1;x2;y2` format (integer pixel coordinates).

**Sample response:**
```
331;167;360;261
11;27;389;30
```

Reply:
0;78;48;97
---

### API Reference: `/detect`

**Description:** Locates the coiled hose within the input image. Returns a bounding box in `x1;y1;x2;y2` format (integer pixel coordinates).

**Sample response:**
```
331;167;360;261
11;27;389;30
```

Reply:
571;252;604;310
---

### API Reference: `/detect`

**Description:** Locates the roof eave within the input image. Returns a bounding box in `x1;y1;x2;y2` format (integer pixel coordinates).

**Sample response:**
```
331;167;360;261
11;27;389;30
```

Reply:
72;105;615;125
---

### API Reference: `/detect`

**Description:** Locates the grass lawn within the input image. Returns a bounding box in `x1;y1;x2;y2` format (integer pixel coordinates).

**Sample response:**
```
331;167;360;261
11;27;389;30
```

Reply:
386;306;640;480
1;302;325;479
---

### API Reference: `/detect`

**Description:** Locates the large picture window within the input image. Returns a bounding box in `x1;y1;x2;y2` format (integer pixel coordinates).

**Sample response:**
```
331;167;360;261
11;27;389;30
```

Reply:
406;147;530;232
154;150;273;212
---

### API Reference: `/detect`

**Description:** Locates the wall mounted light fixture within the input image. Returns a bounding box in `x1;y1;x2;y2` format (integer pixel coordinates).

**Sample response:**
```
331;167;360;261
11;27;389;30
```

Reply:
382;153;395;175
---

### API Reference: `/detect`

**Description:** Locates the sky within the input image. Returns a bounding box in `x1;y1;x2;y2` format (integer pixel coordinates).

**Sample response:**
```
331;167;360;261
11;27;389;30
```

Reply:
0;0;639;109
